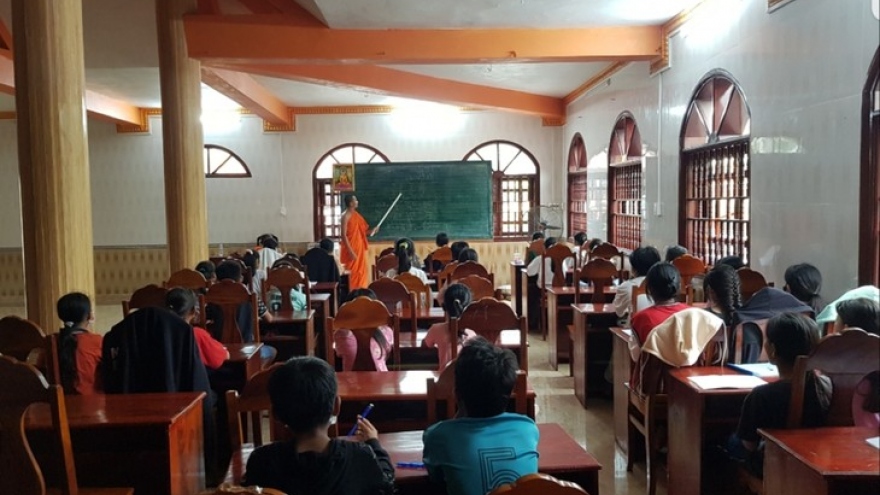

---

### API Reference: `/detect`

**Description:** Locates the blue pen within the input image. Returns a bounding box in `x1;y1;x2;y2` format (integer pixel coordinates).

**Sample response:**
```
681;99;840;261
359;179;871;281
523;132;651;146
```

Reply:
347;403;375;437
396;462;425;469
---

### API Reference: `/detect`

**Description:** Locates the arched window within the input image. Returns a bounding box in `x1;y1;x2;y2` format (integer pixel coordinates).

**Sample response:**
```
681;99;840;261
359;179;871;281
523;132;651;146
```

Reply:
567;133;588;238
464;140;539;239
203;144;251;178
313;143;390;240
860;48;880;286
607;113;644;251
680;72;751;265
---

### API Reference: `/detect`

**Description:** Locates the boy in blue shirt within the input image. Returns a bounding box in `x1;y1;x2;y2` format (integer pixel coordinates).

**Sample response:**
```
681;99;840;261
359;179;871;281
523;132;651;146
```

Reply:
423;338;539;495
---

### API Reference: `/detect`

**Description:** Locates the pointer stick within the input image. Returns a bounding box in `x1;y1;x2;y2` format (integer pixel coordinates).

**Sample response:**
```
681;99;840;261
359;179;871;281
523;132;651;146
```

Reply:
371;192;402;236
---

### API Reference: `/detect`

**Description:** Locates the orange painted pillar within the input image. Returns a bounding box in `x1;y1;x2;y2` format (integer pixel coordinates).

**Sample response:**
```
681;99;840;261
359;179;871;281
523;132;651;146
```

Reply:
156;0;209;272
12;0;96;332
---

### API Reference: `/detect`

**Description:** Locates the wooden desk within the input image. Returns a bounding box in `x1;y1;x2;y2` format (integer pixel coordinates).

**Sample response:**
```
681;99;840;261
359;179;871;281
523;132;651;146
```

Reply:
571;303;617;407
510;261;526;317
212;343;263;392
546;286;614;369
610;326;633;453
26;392;205;495
336;370;536;431
667;367;758;495
261;309;316;359
226;423;601;495
310;281;339;315
398;307;446;326
761;427;880;495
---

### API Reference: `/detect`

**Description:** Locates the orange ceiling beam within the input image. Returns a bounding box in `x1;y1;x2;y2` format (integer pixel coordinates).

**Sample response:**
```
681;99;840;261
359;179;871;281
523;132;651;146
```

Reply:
235;0;325;26
0;56;143;125
201;67;291;125
185;15;662;64
220;63;565;118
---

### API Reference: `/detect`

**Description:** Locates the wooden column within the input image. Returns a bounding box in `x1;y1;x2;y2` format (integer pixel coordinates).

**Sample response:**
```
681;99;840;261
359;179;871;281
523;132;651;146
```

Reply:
12;0;95;332
156;0;208;272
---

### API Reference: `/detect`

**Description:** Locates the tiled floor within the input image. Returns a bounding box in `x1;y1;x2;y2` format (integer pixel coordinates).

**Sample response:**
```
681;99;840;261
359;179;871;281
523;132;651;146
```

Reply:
2;304;663;495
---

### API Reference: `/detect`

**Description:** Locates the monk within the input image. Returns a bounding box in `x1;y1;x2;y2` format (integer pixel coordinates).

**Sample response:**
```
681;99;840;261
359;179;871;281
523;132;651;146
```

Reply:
341;194;378;289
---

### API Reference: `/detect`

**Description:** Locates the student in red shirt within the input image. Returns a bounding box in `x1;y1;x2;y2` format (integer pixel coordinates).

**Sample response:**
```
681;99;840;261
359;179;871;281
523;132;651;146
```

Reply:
57;292;104;395
631;262;690;347
166;287;229;370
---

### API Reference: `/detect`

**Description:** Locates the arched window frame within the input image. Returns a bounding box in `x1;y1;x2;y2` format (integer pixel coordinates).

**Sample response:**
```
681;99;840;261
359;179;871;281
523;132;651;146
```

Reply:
312;143;390;240
860;48;880;286
679;70;752;265
607;112;645;251
567;133;588;238
463;140;540;240
203;144;251;178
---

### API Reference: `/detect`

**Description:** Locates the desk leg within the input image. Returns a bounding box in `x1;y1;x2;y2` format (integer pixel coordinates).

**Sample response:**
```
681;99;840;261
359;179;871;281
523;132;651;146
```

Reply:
612;333;630;454
668;377;704;495
547;291;558;370
573;310;588;408
306;319;315;356
511;265;522;317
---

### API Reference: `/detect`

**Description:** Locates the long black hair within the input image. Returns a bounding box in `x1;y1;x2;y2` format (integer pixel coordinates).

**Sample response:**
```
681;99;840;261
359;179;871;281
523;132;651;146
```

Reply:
343;288;388;357
444;283;473;338
166;287;198;320
396;243;412;274
56;292;92;393
703;265;742;327
784;263;825;315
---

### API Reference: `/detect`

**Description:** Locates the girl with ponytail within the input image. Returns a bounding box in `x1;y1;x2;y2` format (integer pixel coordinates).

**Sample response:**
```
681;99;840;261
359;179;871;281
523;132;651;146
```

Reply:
422;283;476;370
56;292;103;395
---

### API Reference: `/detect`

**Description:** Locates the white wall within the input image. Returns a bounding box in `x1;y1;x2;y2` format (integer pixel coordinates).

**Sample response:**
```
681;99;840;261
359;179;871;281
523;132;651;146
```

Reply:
563;0;879;300
0;110;562;248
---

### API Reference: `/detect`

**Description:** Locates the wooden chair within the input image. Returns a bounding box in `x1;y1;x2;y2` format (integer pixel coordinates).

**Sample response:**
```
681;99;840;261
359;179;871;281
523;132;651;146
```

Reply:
372;253;397;280
165;268;208;291
0;316;46;362
326;297;400;371
672;254;706;304
280;253;302;269
426;358;528;425
737;267;768;302
369;277;418;342
540;244;574;340
589;242;624;277
450;298;529;371
526;239;545;263
395;272;432;310
263;266;311;313
427;246;454;275
0;355;134;495
457;274;496;300
122;284;168;316
436;261;460;291
787;328;880;428
627;316;727;495
43;333;62;387
225;363;288;449
378;246;395;257
574;258;618;305
489;474;588;495
450;261;494;285
202;280;260;344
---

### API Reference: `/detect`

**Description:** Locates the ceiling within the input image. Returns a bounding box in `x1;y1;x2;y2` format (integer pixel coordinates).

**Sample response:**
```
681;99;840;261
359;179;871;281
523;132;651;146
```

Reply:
0;0;700;118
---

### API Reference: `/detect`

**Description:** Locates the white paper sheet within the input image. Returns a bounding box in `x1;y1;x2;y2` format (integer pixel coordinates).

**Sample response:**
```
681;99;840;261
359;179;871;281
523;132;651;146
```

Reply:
687;374;766;390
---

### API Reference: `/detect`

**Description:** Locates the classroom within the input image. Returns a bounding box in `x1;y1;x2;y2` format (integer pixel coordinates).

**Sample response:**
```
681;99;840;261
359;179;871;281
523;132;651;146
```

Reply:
0;0;878;495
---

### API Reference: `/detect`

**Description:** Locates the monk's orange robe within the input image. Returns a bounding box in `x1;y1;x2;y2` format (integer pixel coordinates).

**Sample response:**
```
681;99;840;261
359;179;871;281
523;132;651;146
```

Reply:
341;211;369;289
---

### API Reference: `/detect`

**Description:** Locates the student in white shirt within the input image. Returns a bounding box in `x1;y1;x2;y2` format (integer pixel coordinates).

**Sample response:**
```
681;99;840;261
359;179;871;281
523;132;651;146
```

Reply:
570;232;587;266
612;246;661;323
526;237;559;287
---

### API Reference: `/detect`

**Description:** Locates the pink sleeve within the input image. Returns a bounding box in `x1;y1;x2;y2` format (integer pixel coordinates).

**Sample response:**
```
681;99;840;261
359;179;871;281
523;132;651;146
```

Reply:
333;329;357;371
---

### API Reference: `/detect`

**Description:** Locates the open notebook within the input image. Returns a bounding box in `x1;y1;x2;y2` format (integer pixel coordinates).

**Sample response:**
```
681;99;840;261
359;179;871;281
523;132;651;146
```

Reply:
687;374;766;390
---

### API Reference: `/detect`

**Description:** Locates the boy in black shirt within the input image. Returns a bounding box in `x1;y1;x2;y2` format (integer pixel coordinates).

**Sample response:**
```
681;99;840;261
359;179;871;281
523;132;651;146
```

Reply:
244;356;395;495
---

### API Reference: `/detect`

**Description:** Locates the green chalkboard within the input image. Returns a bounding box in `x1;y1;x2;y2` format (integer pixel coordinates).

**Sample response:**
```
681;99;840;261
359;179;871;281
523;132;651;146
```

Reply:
352;161;493;241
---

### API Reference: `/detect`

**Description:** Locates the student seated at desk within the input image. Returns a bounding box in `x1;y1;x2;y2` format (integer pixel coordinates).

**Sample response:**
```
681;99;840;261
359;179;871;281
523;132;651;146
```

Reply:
244;356;395;495
302;238;342;283
525;237;557;287
258;234;283;271
524;231;544;264
629;262;689;357
425;232;450;272
784;262;826;315
664;244;688;262
612;245;661;324
729;313;831;478
423;338;538;495
457;248;479;263
450;241;470;262
195;260;217;287
333;289;394;371
208;261;273;342
166;287;229;370
385;243;429;285
395;236;424;270
57;292;103;395
423;283;476;370
833;297;879;336
702;264;742;328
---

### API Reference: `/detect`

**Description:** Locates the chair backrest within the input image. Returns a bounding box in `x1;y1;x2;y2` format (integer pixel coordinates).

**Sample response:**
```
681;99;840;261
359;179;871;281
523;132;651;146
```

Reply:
426;360;528;425
489;474;588;495
166;268;208;291
202;280;260;344
672;254;706;303
327;297;399;371
123;284;169;316
450;298;529;370
737;267;768;302
788;329;880;427
0;316;46;362
636;319;727;396
280;254;303;270
731;319;771;363
263;266;311;312
378;246;395;258
574;258;618;304
395;272;432;310
457;274;496;300
427;246;454;275
589;242;624;272
373;253;397;280
631;279;648;315
0;355;79;495
436;261;461;290
226;363;288;449
369;277;414;313
450;261;493;285
543;244;574;288
44;333;62;387
527;240;545;259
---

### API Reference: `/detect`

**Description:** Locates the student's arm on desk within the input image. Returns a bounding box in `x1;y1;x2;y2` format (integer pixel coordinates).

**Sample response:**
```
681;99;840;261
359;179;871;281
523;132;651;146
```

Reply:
422;425;446;483
613;281;631;318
